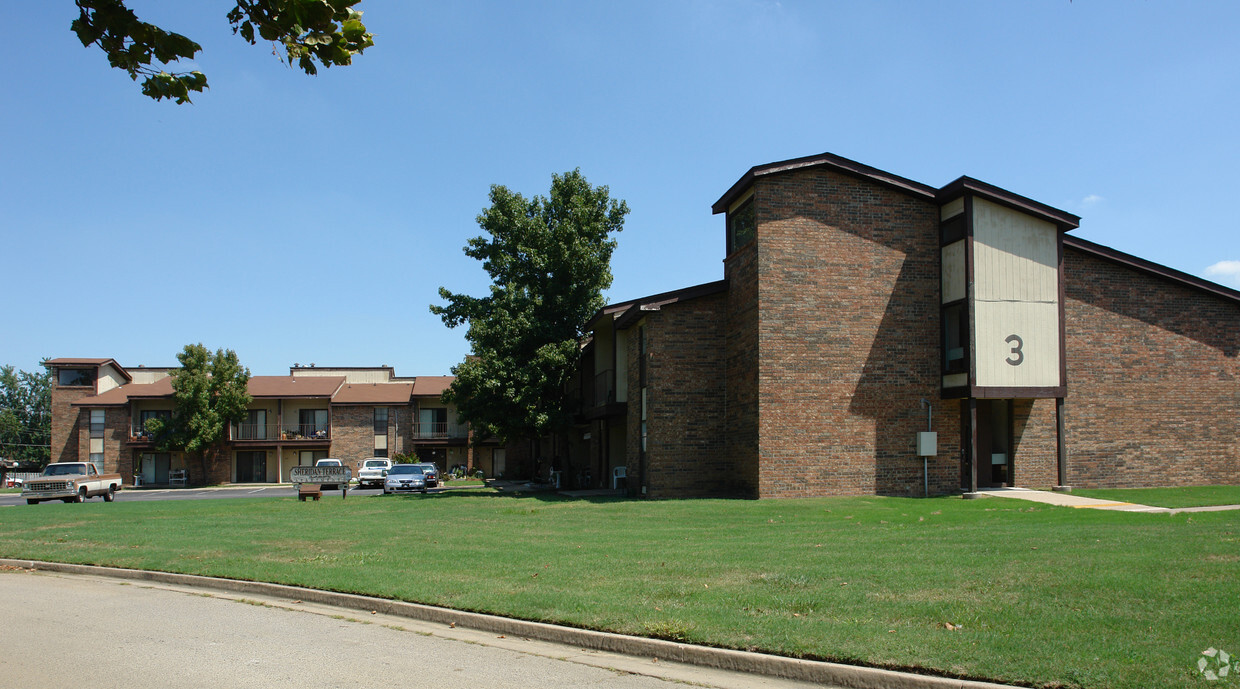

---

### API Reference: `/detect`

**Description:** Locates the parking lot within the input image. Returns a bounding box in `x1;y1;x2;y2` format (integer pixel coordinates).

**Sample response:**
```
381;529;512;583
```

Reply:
0;483;454;507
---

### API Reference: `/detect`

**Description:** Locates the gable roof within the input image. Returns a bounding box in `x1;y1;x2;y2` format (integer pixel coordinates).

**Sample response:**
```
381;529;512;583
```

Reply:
710;151;1080;231
44;357;132;383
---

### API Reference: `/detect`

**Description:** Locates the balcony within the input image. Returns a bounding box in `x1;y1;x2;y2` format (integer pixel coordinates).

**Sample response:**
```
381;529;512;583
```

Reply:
129;425;157;444
411;422;468;440
227;423;330;442
280;423;331;441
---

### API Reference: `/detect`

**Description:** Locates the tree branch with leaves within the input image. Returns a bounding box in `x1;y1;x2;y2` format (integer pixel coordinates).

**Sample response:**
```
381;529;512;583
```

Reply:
71;0;374;103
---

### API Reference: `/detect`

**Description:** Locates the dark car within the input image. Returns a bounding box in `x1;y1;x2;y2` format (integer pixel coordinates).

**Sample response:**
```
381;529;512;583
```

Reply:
414;463;439;488
383;464;427;494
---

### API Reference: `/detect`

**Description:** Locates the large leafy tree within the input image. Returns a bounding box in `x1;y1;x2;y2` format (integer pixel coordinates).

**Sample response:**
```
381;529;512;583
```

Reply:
71;0;374;103
0;366;52;467
147;344;252;484
432;170;629;445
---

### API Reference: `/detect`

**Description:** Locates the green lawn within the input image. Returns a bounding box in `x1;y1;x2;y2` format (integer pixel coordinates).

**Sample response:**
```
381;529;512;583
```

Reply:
1;490;1236;689
1071;485;1240;509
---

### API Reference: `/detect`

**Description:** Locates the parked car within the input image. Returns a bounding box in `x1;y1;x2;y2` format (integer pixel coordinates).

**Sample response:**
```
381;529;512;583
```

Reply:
314;458;347;490
383;464;426;494
415;463;439;488
356;458;392;488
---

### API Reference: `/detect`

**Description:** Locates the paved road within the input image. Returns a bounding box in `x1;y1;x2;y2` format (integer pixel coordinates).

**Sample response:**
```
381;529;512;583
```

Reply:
0;568;820;689
0;484;426;507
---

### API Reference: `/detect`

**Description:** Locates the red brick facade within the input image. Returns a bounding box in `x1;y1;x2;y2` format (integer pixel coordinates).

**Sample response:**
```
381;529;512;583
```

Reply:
1063;248;1240;487
753;168;953;497
588;153;1238;499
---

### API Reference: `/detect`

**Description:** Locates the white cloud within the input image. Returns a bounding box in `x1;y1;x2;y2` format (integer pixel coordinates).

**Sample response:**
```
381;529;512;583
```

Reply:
1204;260;1240;287
1081;194;1104;205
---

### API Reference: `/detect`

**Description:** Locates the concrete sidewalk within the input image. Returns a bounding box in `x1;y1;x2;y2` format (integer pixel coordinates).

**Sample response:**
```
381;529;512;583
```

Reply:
977;487;1240;514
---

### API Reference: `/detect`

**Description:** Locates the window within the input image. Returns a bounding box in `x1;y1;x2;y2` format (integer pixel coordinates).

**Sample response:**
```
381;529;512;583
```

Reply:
58;368;93;387
726;199;755;254
239;409;267;440
373;407;389;435
298;409;329;437
88;453;104;473
90;409;105;438
418;408;448;438
942;303;968;374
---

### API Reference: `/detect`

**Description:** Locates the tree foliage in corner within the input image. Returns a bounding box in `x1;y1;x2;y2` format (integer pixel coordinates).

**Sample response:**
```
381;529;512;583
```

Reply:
146;344;252;484
432;170;629;445
71;0;374;103
0;366;52;466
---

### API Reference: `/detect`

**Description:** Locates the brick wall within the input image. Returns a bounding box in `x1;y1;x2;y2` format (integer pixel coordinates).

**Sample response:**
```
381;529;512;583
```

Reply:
638;293;729;498
1063;248;1240;487
753;168;957;497
50;386;91;464
723;239;760;497
330;405;382;467
1012;399;1058;488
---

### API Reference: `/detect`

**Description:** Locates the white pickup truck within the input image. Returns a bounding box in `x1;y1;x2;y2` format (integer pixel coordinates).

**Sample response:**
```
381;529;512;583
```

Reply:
22;462;123;505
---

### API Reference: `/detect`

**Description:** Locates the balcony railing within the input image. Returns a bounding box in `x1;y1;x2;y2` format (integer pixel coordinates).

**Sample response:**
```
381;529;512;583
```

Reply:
226;423;330;441
411;422;468;439
129;425;157;443
231;423;280;441
281;423;330;440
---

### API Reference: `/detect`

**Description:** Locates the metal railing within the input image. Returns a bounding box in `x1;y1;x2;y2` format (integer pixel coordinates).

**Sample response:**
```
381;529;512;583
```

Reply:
230;423;281;441
281;423;331;440
411;422;468;439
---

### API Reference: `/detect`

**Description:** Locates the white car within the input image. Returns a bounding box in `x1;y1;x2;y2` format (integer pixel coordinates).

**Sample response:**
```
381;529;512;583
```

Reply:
314;458;347;489
357;458;392;488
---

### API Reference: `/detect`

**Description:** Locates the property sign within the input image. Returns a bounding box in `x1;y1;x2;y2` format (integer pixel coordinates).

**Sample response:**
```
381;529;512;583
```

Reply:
289;466;351;484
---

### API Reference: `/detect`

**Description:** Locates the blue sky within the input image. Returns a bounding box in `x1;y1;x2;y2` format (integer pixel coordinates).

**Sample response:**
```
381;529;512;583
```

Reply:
3;2;1237;377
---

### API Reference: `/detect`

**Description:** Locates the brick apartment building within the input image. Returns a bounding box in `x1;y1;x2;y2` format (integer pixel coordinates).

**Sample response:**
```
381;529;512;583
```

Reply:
46;361;520;486
563;152;1239;498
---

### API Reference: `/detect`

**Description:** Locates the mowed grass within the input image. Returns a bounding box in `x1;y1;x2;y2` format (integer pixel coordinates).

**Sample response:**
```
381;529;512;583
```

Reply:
1;490;1237;689
1071;485;1240;509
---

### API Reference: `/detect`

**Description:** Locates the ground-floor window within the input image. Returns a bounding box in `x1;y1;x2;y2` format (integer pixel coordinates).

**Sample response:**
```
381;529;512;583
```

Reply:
298;450;329;466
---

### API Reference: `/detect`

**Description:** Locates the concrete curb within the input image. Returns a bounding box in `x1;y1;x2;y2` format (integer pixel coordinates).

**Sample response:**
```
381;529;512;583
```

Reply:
1;558;1021;689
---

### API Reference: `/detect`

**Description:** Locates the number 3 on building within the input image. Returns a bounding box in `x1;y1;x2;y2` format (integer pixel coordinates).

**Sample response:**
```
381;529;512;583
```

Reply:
1005;334;1024;366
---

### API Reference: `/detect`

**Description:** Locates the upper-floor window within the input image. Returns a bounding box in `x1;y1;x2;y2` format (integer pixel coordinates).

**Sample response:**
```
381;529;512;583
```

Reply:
90;409;105;438
373;407;389;435
726;199;755;255
58;368;93;387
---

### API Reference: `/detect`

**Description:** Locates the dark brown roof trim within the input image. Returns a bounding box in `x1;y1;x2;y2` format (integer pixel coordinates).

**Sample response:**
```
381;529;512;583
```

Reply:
612;280;729;330
590;280;730;329
712;152;939;214
1065;235;1240;305
937;176;1080;231
43;358;133;382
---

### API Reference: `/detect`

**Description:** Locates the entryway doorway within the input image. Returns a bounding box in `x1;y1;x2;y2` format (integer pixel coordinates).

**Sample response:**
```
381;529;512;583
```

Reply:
962;399;1013;489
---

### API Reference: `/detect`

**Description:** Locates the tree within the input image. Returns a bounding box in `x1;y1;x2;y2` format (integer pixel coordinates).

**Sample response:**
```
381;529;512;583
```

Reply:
432;169;629;446
146;344;252;484
0;365;52;467
71;0;374;103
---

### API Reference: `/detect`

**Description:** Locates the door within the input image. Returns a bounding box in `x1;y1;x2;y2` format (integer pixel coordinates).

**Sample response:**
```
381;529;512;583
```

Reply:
236;451;266;483
154;453;170;484
493;449;506;478
961;399;1014;489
